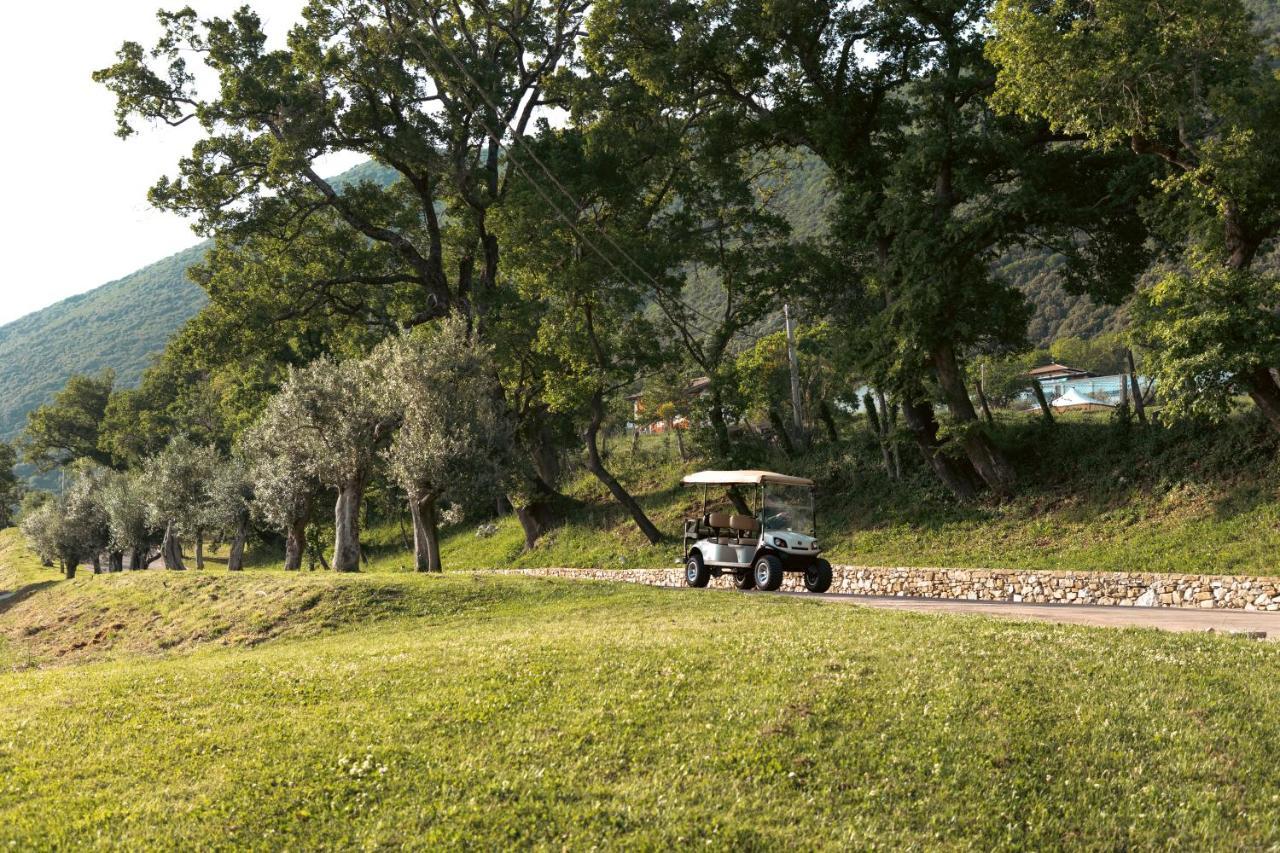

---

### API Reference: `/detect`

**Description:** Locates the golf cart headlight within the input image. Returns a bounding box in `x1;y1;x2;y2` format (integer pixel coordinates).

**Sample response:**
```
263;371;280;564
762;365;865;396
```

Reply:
772;536;787;548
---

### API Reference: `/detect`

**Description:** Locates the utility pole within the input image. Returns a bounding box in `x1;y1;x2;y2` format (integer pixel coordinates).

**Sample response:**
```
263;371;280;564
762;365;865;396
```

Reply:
784;304;805;435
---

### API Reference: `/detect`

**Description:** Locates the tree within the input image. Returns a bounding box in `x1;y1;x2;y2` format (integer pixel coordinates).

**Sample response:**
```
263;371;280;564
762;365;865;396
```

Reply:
0;441;20;528
101;470;156;571
242;417;321;572
20;371;115;472
495;123;681;543
989;0;1280;430
594;0;1150;498
375;317;509;571
95;0;591;546
20;464;112;577
203;456;255;571
21;500;68;575
144;437;220;570
255;357;390;571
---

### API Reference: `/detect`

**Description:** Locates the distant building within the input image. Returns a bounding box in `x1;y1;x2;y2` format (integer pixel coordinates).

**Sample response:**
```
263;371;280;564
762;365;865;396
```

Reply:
1026;363;1098;400
1027;362;1094;384
626;376;712;429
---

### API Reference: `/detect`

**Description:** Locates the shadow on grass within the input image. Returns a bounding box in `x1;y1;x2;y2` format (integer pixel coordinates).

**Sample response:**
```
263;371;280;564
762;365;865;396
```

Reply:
0;579;58;616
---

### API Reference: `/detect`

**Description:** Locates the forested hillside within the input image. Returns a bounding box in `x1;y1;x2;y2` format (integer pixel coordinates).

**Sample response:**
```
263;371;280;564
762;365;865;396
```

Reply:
0;162;397;446
0;245;208;442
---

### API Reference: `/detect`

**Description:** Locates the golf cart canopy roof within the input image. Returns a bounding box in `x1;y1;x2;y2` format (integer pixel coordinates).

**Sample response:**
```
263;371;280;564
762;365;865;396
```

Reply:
681;470;815;487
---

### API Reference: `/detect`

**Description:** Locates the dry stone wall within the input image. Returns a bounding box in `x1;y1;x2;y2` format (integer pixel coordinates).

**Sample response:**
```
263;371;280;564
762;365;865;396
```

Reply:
492;566;1280;611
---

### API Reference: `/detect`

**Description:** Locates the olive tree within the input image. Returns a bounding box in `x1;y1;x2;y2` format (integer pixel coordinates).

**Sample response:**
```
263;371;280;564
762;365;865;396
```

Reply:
62;464;113;574
21;500;69;574
101;470;156;570
242;420;319;572
256;357;391;572
375;317;509;572
144;437;220;570
203;456;255;571
20;466;111;577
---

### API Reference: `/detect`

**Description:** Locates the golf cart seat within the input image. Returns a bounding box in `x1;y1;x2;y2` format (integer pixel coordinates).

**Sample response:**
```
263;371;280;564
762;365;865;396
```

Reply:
729;514;760;542
706;512;734;544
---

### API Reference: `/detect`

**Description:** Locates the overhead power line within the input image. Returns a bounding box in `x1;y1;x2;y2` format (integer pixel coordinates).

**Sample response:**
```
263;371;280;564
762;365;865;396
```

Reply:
396;5;772;342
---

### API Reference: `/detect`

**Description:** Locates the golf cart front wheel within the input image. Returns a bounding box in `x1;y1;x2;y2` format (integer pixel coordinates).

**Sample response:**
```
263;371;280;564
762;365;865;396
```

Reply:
804;559;833;594
686;553;710;588
753;555;784;592
733;568;756;590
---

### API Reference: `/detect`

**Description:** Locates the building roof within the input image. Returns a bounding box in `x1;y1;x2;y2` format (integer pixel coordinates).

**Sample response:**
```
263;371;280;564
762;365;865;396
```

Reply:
682;470;815;487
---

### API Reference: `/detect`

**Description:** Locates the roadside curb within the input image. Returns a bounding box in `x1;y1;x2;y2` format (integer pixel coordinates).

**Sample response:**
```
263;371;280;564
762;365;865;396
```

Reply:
488;565;1280;611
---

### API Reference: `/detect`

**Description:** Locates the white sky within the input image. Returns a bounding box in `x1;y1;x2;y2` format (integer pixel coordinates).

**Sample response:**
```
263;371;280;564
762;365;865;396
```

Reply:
0;0;362;326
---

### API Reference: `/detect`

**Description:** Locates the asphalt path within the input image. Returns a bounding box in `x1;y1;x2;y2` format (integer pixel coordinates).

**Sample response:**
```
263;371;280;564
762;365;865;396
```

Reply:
746;589;1279;639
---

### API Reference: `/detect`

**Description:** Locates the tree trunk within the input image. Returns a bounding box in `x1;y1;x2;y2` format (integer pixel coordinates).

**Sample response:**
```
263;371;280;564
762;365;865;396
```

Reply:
768;408;795;456
108;551;124;573
129;548;146;570
900;395;980;501
706;385;733;460
332;479;366;572
976;377;995;426
818;400;839;443
865;392;894;476
227;514;248;571
1238;365;1280;433
285;518;307;571
1126;349;1147;425
583;391;663;545
513;492;557;551
162;521;186;570
1031;379;1054;425
63;560;77;580
92;554;103;574
409;492;443;572
933;343;1015;497
194;531;205;570
879;390;902;479
674;424;687;461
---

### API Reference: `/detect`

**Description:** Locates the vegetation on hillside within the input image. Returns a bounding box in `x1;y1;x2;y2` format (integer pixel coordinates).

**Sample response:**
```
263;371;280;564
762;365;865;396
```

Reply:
0;245;207;444
5;0;1280;587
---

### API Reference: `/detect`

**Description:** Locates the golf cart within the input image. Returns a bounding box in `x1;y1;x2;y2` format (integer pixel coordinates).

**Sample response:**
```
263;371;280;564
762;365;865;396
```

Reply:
680;470;832;593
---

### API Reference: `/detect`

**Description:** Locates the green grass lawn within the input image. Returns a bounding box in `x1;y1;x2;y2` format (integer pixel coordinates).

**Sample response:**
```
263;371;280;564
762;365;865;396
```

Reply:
3;529;1280;848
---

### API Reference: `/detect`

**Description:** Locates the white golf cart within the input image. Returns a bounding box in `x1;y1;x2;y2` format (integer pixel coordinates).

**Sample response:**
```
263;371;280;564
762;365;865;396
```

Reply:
681;470;832;593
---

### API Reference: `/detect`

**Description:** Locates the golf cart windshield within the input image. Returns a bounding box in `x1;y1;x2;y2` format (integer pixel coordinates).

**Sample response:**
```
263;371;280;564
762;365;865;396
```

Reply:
763;484;815;537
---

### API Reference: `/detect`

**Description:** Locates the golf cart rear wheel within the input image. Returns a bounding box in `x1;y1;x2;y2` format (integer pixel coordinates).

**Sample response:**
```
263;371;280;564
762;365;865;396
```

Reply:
685;552;710;588
804;559;833;594
733;568;756;590
753;555;784;592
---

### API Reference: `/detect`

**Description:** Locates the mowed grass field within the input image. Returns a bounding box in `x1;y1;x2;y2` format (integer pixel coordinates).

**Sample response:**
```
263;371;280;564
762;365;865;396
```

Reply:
3;531;1280;848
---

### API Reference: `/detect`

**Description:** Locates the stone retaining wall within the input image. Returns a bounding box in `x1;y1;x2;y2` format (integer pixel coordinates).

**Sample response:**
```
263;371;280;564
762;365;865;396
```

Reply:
492;566;1280;611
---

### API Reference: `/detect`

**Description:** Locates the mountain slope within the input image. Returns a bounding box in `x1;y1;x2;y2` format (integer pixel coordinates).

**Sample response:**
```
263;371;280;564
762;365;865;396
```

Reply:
0;244;209;442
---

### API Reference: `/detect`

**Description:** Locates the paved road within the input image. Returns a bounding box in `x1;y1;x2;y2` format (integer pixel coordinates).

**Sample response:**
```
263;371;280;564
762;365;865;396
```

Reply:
758;590;1279;639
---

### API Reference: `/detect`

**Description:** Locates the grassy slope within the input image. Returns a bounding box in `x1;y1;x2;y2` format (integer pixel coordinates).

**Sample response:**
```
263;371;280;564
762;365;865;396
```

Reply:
2;528;1279;848
407;414;1280;578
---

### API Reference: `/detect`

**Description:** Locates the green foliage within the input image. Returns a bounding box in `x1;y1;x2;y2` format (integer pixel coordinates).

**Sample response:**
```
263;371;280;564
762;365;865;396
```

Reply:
1134;252;1280;422
0;443;18;528
991;0;1280;426
1049;334;1128;376
375;317;510;525
19;370;116;472
0;245;208;446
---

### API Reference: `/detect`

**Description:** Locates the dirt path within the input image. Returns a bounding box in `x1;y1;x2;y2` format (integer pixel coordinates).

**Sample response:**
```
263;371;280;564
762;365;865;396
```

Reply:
759;589;1278;639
